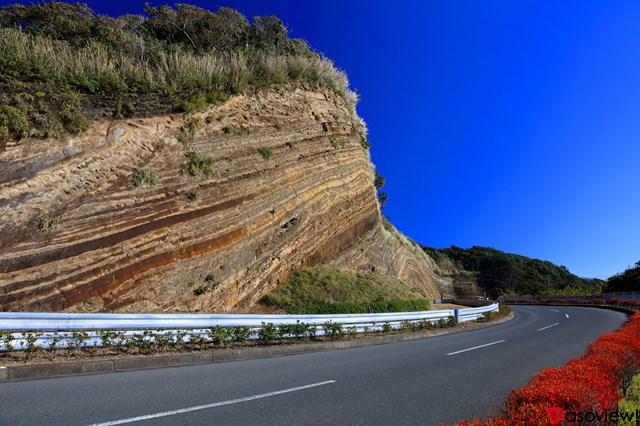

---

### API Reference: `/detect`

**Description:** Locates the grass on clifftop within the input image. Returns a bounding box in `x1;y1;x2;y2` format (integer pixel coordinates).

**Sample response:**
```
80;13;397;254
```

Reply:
0;2;363;145
261;266;430;314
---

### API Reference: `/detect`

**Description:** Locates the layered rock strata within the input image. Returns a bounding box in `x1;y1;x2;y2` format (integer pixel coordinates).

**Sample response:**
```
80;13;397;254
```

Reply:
0;86;443;312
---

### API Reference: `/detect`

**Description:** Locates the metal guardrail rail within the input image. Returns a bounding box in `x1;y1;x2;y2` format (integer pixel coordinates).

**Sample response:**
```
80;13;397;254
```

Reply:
0;303;499;351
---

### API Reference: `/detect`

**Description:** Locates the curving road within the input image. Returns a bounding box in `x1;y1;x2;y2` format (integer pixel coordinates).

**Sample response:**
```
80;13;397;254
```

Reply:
0;306;627;425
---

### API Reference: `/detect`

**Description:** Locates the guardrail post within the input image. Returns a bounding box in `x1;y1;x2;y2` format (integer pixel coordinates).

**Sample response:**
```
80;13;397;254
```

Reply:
454;309;460;323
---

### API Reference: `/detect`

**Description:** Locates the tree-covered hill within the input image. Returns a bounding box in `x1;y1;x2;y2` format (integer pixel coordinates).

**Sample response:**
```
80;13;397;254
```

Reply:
423;245;594;297
606;261;640;293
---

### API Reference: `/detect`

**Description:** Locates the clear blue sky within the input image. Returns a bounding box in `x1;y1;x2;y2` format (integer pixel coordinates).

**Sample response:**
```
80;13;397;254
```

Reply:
3;1;638;279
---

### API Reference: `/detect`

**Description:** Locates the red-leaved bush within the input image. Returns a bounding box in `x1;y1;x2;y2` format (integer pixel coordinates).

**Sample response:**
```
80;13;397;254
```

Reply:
456;312;640;425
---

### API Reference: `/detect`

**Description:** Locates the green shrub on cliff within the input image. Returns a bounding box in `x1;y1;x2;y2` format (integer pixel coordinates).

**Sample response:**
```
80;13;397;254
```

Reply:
131;168;158;187
180;151;216;177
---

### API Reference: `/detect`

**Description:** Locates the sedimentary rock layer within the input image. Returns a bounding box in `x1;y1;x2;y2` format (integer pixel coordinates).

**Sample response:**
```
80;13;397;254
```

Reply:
0;86;442;312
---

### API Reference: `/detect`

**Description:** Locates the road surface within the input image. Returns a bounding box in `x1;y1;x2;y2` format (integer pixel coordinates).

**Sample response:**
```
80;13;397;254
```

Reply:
0;306;627;425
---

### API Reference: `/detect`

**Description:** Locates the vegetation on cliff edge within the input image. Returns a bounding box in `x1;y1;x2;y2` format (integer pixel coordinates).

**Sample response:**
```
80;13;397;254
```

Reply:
0;1;363;145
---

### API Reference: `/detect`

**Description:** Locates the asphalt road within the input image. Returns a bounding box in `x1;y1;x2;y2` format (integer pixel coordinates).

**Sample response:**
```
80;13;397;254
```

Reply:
0;306;627;425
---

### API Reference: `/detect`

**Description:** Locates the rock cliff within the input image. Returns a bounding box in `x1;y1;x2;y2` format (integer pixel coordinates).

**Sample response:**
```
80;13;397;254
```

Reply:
0;85;445;312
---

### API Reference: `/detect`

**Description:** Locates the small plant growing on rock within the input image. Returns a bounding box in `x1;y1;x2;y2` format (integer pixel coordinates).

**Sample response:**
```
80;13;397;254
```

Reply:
180;151;216;177
258;147;272;160
132;168;158;187
38;216;58;233
183;115;201;136
329;135;346;150
193;285;209;296
193;274;223;296
185;190;199;203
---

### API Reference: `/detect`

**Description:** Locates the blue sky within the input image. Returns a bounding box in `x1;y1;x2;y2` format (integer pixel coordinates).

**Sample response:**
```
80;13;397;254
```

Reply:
2;1;638;278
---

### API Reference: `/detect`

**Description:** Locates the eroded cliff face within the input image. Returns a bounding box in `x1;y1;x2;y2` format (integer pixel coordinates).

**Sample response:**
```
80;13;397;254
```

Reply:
328;222;455;300
0;86;443;312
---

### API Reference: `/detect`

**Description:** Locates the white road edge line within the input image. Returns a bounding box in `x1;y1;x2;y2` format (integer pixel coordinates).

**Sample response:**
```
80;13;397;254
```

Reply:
565;314;570;319
538;322;560;331
446;340;506;356
86;380;337;426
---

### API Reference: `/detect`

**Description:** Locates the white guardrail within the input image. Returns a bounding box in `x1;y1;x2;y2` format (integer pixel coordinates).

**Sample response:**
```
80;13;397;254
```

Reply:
0;303;499;351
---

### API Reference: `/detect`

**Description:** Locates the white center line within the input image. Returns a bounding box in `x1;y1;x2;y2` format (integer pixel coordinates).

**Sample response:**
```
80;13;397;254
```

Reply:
565;314;570;319
86;380;336;426
538;322;560;331
551;309;560;313
446;340;506;356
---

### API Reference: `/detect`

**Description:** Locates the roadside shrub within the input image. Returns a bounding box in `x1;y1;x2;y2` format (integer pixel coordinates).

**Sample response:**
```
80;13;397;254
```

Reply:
48;332;61;359
480;311;495;322
322;321;343;339
0;332;14;355
447;315;458;327
208;325;232;346
232;326;253;343
258;322;278;343
189;333;207;351
20;332;39;360
98;330;117;354
174;330;187;351
346;325;358;338
618;373;640;424
275;320;315;341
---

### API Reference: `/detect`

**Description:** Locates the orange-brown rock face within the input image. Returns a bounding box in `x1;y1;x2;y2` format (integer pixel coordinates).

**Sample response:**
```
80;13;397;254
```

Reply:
0;86;442;312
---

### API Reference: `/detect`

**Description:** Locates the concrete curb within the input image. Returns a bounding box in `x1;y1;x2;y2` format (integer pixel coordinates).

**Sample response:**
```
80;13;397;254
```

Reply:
0;313;514;382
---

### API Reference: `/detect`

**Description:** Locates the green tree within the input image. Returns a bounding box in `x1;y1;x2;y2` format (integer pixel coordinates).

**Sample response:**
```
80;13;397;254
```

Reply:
606;261;640;292
374;170;386;190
